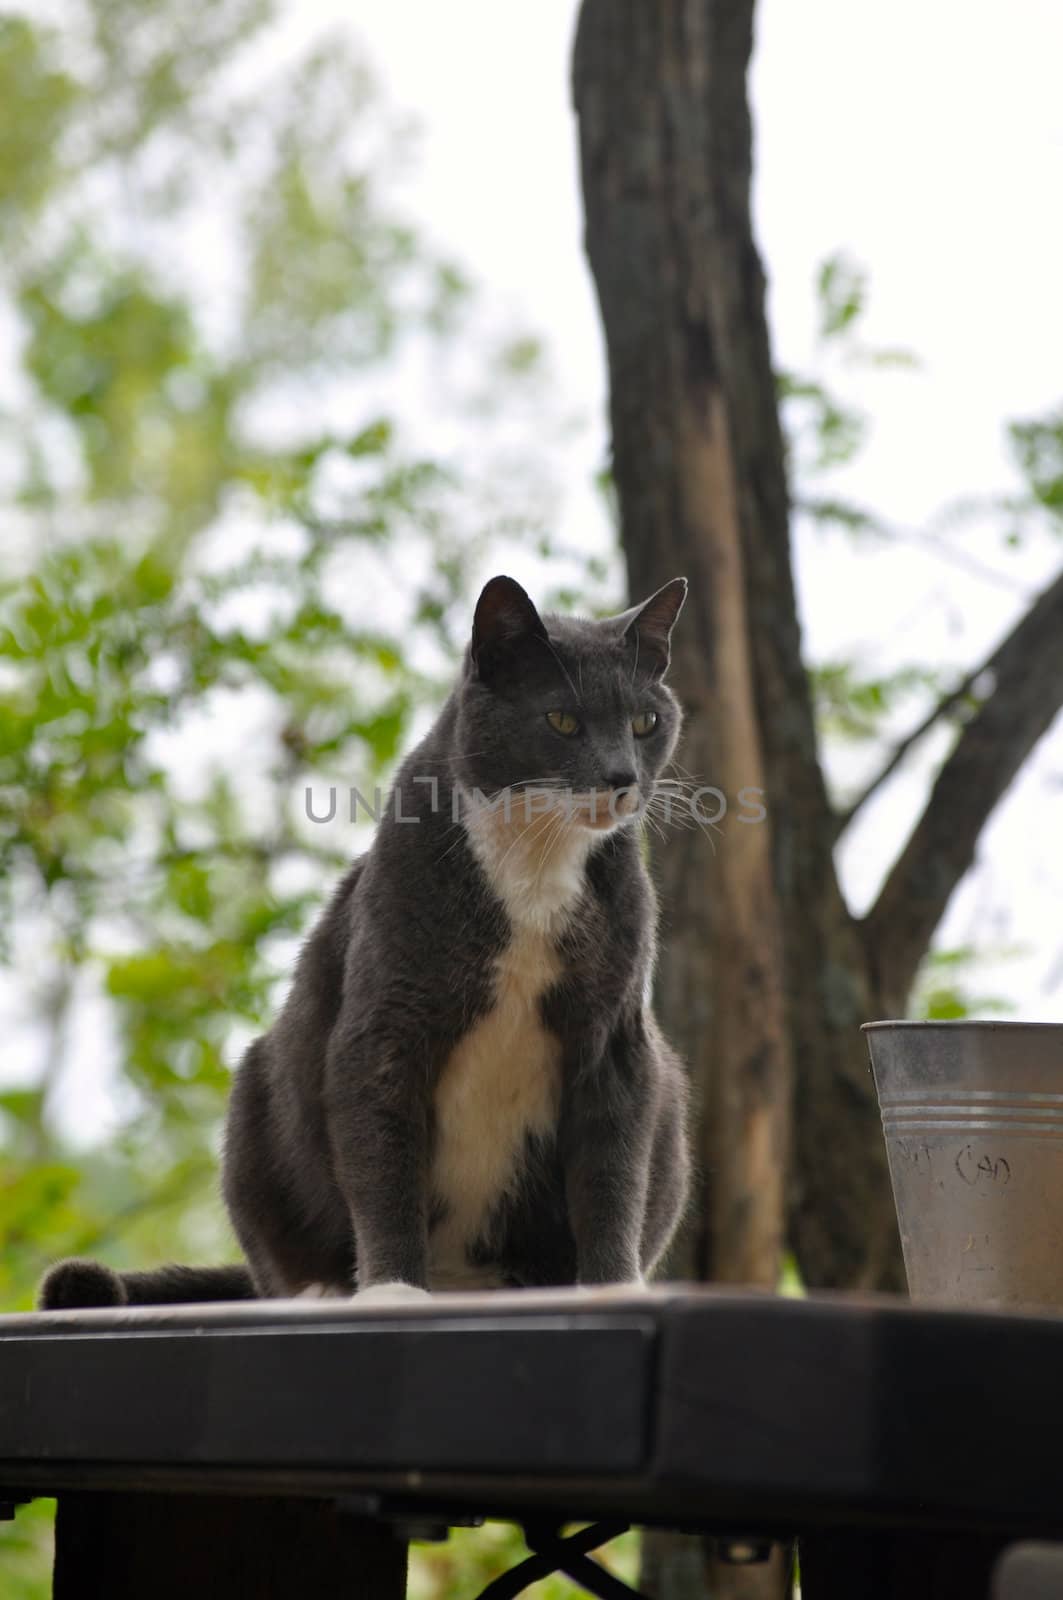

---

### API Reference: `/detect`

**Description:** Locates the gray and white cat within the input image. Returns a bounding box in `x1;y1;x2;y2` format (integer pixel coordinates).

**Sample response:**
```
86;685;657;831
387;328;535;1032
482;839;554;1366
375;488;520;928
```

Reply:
41;576;691;1308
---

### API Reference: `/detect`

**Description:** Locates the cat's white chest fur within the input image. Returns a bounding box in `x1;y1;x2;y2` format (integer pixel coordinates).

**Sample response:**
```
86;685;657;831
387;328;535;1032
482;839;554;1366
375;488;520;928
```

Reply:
427;793;594;1290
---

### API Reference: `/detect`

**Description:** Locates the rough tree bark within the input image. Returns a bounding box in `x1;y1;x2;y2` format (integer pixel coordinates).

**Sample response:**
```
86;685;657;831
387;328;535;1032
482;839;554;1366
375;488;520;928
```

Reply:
572;0;793;1309
573;1;1063;1594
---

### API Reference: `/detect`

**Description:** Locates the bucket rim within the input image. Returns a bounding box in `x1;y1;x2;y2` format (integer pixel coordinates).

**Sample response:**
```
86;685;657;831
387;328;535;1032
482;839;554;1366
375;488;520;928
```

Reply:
862;1018;1063;1033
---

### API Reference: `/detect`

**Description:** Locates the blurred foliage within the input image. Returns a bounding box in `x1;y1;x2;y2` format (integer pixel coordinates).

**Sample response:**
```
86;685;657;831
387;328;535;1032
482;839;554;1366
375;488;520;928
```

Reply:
809;660;951;744
0;0;586;1590
909;945;1021;1022
776;250;919;481
0;1500;57;1600
783;245;1060;765
780;248;1063;559
1008;410;1063;525
408;1524;640;1600
0;0;487;1319
779;250;1057;1025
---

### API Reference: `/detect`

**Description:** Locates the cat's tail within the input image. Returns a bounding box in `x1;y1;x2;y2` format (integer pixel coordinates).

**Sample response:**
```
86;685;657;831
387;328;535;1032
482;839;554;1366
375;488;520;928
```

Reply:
37;1258;257;1311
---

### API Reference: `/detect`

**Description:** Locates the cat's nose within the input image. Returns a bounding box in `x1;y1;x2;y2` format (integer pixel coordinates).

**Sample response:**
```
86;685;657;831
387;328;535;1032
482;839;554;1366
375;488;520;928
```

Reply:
604;768;638;791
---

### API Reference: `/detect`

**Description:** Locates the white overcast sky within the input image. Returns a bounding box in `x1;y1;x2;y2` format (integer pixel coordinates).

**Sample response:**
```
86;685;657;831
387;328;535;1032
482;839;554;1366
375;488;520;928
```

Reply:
291;0;1063;1015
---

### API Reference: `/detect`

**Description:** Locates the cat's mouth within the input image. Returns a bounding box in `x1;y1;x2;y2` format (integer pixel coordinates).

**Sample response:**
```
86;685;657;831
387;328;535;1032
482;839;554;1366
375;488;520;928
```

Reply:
568;788;642;830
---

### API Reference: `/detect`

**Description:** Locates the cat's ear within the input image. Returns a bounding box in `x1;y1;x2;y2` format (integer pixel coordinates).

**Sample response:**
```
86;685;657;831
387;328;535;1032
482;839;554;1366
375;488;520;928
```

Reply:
471;575;548;682
611;577;687;677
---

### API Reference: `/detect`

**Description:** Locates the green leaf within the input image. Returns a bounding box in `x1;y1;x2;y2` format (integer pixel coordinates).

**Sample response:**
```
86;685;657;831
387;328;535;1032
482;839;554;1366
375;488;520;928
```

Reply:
1008;411;1063;521
816;252;866;343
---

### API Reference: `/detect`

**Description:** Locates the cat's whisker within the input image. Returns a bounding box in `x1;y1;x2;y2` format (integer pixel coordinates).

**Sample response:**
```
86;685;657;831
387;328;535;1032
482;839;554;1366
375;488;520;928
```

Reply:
533;807;573;892
433;777;581;865
652;777;704;795
657;801;721;854
642;792;723;851
665;758;708;789
485;778;569;809
638;807;667;846
493;805;565;879
538;635;583;706
642;804;685;837
434;827;471;863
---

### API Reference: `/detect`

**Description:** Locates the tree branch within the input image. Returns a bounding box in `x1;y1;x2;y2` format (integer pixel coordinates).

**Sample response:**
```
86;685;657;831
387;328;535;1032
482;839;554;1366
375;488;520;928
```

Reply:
834;660;986;840
798;495;1036;597
864;565;1063;1011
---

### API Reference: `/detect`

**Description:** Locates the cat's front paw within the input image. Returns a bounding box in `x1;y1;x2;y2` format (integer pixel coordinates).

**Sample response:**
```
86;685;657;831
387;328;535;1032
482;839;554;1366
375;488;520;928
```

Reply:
354;1281;432;1306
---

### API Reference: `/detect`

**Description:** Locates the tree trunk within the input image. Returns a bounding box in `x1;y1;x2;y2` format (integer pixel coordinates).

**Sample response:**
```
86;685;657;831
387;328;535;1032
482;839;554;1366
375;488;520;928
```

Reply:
574;6;796;1594
574;0;792;1301
574;0;1063;1591
572;0;905;1317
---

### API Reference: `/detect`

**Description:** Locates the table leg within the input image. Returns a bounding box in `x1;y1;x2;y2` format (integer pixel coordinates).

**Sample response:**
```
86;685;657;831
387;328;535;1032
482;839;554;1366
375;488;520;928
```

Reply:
800;1529;1007;1600
53;1491;408;1600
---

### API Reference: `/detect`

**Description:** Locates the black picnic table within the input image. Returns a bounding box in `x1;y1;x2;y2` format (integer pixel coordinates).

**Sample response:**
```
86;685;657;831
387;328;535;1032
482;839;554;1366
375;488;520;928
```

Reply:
1;1285;1061;1598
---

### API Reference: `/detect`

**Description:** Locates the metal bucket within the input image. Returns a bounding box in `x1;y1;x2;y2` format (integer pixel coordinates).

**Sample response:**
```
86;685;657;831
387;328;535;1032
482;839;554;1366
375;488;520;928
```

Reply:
864;1021;1063;1308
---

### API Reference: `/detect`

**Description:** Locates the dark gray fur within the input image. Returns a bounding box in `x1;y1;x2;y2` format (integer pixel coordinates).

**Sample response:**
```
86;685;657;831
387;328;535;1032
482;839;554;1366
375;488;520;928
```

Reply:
40;576;691;1307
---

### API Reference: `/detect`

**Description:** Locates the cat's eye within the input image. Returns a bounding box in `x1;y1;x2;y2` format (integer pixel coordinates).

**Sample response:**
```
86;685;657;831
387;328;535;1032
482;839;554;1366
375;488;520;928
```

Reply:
632;710;658;738
545;710;581;737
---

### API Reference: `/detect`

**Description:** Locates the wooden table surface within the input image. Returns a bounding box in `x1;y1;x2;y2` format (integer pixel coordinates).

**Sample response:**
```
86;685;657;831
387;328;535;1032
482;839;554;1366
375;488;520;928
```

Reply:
2;1285;1060;1596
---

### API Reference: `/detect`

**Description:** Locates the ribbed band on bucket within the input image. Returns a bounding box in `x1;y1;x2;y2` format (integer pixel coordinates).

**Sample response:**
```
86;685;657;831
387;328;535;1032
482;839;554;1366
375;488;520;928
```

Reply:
880;1088;1063;1138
